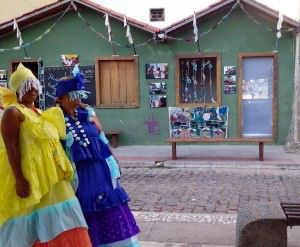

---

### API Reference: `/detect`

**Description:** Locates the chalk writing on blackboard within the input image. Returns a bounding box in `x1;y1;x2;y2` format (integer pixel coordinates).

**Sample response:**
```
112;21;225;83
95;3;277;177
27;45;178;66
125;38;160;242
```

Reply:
44;65;96;108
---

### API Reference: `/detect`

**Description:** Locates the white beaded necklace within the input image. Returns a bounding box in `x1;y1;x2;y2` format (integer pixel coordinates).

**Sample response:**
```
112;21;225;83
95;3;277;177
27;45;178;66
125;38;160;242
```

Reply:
65;109;90;147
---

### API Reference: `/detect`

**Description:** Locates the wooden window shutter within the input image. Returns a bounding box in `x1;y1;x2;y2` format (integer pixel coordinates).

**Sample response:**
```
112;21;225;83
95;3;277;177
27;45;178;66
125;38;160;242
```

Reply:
95;56;139;108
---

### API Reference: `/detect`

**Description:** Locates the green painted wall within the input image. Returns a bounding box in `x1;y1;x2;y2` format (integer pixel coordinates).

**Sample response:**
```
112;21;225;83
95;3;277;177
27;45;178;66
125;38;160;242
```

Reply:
0;6;295;145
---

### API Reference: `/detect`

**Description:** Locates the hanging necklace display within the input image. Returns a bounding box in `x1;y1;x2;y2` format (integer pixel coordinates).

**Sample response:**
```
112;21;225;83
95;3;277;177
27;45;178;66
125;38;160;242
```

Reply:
207;61;216;103
200;60;206;104
65;109;90;147
181;61;185;102
191;60;198;102
184;61;192;103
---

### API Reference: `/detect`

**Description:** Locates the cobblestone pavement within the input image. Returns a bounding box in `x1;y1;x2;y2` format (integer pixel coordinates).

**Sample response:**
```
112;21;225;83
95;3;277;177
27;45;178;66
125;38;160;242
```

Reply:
120;166;300;214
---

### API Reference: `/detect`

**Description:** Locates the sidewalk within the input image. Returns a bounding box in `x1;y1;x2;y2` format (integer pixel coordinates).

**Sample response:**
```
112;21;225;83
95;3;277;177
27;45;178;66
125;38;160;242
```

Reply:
134;211;300;247
114;144;300;168
113;144;300;246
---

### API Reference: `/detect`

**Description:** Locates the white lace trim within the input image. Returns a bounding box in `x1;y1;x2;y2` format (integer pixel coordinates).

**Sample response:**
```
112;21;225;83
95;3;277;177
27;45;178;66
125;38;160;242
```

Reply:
17;78;41;100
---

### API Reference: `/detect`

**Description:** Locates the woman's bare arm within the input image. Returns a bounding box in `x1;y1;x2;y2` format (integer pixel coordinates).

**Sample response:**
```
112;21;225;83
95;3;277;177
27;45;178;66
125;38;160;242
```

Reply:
1;107;30;198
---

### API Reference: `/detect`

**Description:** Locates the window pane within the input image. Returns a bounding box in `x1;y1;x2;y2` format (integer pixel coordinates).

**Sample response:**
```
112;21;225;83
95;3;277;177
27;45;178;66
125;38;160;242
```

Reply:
242;57;273;137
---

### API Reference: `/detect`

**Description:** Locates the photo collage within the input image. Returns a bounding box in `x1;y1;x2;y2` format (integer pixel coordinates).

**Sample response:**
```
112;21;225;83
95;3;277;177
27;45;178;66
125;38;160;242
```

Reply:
146;63;168;108
223;66;236;94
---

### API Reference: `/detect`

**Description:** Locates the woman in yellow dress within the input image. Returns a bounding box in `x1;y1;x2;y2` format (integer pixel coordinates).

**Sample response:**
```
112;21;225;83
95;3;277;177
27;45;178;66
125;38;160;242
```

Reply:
0;63;92;247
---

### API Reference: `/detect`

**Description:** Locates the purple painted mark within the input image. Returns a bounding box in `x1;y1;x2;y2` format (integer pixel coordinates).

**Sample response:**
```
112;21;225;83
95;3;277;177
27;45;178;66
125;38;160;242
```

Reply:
144;115;159;135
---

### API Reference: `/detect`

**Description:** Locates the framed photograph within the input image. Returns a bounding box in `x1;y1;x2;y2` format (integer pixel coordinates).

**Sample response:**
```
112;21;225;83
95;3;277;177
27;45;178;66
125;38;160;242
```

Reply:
0;70;7;82
61;54;79;66
149;94;167;108
224;75;236;85
0;82;7;88
145;63;168;79
148;82;167;95
224;66;236;76
224;75;236;94
224;85;236;94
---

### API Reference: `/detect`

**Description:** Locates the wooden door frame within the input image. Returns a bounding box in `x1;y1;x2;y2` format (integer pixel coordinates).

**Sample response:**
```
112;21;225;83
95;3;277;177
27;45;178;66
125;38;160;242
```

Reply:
237;52;278;140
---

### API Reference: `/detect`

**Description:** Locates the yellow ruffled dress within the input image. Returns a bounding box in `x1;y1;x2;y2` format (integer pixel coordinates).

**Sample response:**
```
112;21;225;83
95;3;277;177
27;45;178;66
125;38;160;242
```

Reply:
0;104;91;247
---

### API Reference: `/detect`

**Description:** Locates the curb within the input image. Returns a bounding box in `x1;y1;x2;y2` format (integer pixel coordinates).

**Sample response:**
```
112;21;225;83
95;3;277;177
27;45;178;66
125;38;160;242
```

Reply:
120;160;300;170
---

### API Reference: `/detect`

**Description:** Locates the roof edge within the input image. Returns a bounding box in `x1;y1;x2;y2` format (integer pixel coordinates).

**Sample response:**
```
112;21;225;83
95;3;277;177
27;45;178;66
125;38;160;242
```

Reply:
0;0;158;37
164;0;299;34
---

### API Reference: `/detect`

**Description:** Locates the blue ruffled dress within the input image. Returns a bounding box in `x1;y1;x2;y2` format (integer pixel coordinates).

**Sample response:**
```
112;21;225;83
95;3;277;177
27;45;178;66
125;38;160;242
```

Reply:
63;107;140;247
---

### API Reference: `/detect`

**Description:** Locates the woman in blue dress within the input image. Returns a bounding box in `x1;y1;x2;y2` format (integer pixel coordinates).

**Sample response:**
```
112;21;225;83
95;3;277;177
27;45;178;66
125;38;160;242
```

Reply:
55;65;140;247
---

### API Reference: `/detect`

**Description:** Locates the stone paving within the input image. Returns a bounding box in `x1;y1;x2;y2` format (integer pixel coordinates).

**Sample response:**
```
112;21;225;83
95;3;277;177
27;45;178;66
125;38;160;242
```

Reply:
120;166;300;214
134;211;236;225
113;146;300;245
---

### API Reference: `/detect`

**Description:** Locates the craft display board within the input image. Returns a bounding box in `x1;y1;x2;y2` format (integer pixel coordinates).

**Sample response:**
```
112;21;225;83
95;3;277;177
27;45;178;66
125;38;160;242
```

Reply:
168;106;228;138
44;65;95;108
178;57;217;104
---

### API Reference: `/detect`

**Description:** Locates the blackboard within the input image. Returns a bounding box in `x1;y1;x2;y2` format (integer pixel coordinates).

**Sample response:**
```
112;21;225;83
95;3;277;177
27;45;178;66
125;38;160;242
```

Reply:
44;65;96;108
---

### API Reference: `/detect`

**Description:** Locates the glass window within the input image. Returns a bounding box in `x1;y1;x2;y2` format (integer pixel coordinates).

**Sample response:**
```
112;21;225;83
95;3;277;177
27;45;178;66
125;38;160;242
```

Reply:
239;53;277;138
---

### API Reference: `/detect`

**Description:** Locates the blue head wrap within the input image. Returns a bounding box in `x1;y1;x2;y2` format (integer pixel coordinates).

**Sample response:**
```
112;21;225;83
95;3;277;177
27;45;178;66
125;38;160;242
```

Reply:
55;64;89;99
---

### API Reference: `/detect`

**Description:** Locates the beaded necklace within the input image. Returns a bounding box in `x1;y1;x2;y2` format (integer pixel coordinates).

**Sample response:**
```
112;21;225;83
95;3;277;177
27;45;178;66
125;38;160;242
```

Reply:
65;109;90;147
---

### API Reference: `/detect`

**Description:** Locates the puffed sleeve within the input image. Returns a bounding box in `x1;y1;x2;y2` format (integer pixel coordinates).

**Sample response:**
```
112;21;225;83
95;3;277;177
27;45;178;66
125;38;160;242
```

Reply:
42;107;66;139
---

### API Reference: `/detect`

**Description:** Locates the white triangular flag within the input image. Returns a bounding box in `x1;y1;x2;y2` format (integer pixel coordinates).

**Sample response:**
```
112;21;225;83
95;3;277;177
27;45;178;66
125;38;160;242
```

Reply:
123;15;134;44
123;15;127;27
104;13;112;41
13;19;23;46
13;19;18;30
16;29;21;38
126;25;133;44
18;37;23;46
276;11;283;38
193;12;198;42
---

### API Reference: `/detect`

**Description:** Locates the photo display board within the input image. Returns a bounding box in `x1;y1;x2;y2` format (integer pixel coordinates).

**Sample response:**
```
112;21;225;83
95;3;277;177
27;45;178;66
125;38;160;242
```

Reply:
168;106;228;138
44;65;95;108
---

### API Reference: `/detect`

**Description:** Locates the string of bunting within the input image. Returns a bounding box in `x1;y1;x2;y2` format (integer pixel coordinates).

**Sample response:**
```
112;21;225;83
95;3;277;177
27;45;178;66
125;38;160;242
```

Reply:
239;2;293;33
77;10;154;48
0;4;71;53
0;1;295;53
165;1;239;42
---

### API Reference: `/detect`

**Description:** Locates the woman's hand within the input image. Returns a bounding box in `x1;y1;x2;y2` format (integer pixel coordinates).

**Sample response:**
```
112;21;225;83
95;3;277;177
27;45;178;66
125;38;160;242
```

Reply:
16;177;30;198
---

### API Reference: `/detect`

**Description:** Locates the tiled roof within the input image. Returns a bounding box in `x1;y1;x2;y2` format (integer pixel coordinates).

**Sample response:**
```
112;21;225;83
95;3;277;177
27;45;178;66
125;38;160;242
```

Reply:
0;0;158;38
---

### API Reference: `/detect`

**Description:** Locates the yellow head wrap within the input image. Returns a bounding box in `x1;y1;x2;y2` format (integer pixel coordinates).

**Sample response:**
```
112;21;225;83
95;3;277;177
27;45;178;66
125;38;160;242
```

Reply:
9;63;37;92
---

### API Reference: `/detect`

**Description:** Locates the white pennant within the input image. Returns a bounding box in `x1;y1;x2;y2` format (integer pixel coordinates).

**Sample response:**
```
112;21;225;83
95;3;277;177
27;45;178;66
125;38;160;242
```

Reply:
123;15;127;28
13;19;23;46
19;37;23;46
13;19;18;30
276;0;283;39
104;13;112;41
193;12;198;42
276;12;283;38
126;25;133;44
123;15;134;44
